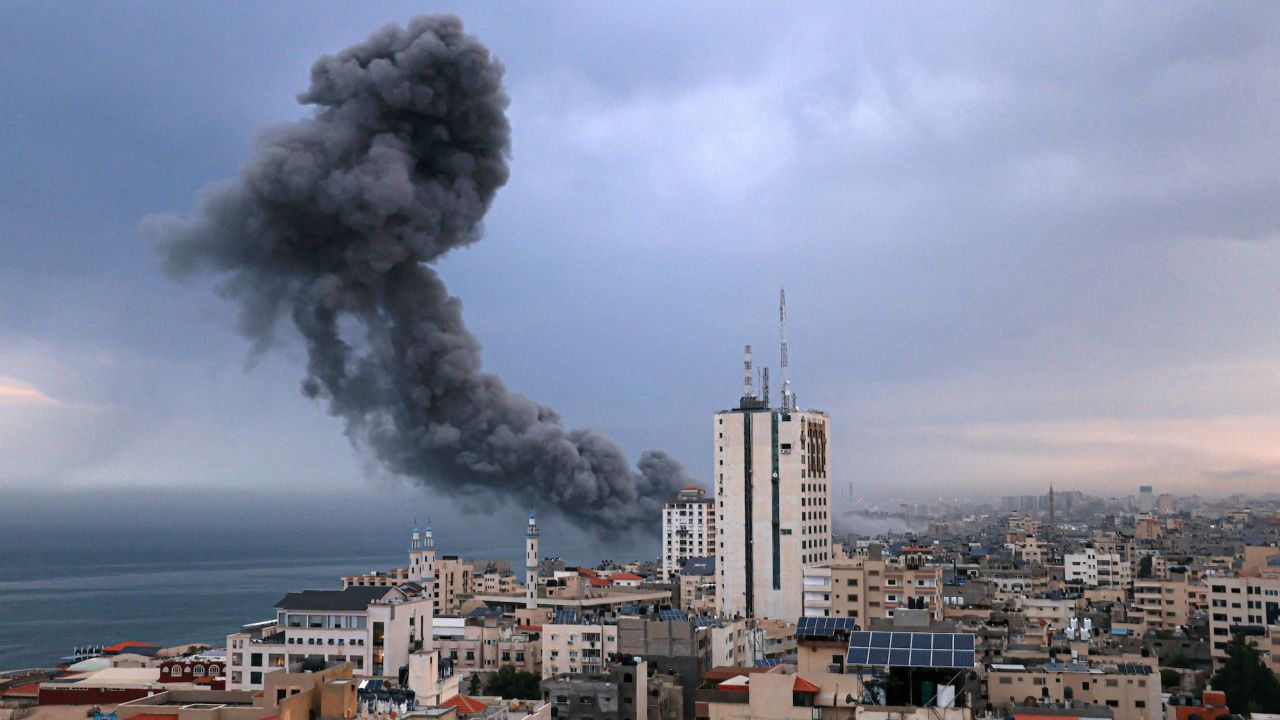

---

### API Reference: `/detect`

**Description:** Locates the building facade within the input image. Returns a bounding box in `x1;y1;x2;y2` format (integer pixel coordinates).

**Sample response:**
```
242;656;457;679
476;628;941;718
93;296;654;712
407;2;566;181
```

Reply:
662;486;716;581
801;547;943;623
226;586;433;690
716;367;831;620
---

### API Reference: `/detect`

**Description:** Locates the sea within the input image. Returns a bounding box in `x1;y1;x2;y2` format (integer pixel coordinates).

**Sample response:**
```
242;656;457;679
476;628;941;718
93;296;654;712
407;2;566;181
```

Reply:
0;512;525;671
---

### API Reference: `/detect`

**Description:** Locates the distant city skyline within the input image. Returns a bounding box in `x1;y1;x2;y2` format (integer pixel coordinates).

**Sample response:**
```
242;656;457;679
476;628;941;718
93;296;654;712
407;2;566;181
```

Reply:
3;4;1280;540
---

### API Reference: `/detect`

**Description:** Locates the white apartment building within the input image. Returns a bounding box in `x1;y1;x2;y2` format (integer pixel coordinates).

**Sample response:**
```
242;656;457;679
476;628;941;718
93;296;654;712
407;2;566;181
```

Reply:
662;485;716;581
1065;548;1131;588
540;623;618;678
716;351;831;621
1207;575;1280;667
226;586;433;690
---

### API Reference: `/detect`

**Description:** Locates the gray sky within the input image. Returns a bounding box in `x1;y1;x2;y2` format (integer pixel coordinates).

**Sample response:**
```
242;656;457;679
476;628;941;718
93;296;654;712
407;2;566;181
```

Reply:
3;2;1280;536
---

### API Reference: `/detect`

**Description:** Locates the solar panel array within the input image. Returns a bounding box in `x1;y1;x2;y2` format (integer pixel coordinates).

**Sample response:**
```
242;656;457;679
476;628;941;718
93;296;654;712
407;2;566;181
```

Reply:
468;606;504;619
552;608;580;625
755;658;782;668
659;609;689;622
1116;663;1152;675
796;616;859;639
845;632;976;669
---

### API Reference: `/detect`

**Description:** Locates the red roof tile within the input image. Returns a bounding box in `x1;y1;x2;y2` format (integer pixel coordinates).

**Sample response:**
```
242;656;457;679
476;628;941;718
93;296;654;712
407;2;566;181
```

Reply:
793;676;820;693
103;641;160;653
443;695;488;714
610;573;643;581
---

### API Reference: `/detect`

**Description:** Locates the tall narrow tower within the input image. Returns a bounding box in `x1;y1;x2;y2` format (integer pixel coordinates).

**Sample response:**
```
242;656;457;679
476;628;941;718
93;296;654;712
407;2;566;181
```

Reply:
423;523;436;580
525;511;540;609
715;295;831;621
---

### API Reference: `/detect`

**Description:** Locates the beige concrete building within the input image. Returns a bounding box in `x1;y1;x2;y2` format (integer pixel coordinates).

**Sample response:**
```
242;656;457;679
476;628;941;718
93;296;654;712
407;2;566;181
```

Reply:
1207;574;1280;667
801;548;943;623
662;486;716;581
716;367;831;620
1133;575;1205;631
433;617;540;676
1015;597;1078;635
434;556;474;616
117;662;357;720
986;661;1160;720
540;623;618;678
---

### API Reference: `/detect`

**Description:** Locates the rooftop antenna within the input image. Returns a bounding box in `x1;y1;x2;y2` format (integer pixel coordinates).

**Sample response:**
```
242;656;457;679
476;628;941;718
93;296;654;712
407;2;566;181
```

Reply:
780;288;793;410
742;344;754;399
762;366;770;408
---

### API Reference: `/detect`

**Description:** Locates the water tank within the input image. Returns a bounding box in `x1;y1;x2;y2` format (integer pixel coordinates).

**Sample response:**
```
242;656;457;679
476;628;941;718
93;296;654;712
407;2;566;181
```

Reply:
938;684;957;708
921;681;937;706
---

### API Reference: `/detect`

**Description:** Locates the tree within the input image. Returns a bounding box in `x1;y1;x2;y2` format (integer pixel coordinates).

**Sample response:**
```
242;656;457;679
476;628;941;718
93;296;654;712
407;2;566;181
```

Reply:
1160;668;1181;689
1210;633;1280;715
485;665;541;700
1137;556;1153;579
468;673;482;695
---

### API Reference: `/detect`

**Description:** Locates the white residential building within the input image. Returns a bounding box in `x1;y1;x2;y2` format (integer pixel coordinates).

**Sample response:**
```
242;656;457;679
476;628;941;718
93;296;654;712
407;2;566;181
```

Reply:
226;585;433;690
662;485;716;581
716;345;832;621
1065;548;1131;588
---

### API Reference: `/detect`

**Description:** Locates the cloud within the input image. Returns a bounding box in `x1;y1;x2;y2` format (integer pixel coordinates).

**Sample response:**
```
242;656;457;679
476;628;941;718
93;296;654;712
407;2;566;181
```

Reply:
0;377;56;403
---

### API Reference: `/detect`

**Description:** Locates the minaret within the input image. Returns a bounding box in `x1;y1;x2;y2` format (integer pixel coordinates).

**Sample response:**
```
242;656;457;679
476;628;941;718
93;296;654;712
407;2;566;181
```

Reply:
525;511;539;609
408;525;425;583
423;523;436;581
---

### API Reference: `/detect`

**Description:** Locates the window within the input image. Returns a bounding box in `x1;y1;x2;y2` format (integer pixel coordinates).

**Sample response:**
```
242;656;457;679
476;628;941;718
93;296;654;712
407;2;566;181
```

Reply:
193;665;206;677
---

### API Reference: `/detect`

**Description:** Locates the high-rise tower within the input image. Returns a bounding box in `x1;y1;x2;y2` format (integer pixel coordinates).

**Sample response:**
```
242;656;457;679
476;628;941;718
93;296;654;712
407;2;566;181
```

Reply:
525;511;540;609
715;295;831;620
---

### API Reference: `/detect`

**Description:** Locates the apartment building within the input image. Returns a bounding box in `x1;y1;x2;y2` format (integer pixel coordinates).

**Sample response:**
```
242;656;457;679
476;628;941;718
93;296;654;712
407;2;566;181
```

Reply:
226;586;433;690
1065;549;1131;588
801;546;943;623
541;623;619;678
433;616;539;676
1132;575;1205;631
1206;575;1280;667
986;660;1160;720
434;556;474;616
662;486;716;582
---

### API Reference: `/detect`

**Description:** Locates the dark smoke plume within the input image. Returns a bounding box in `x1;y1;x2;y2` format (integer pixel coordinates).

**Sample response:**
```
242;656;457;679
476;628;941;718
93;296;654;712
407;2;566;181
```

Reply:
146;16;690;534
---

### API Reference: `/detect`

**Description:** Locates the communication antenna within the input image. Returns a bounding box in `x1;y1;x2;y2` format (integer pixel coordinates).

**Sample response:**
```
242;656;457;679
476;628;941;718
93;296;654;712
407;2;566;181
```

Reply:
762;366;770;408
780;288;793;410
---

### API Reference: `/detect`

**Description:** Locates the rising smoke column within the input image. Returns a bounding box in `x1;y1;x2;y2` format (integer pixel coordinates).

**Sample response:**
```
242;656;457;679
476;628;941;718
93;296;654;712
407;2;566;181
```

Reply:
146;16;690;534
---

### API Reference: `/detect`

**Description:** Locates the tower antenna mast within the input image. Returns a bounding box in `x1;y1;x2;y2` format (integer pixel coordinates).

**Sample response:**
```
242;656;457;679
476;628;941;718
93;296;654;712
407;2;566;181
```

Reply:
780;288;793;410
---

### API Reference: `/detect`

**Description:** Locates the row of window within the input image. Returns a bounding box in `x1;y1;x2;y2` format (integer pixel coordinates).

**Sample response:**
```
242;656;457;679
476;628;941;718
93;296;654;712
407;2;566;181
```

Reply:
285;637;365;646
165;664;221;676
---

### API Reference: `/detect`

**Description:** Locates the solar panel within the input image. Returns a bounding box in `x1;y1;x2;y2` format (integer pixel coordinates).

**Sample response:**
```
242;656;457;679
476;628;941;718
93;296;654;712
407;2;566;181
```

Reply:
797;616;858;639
659;609;689;622
846;632;977;669
754;658;782;668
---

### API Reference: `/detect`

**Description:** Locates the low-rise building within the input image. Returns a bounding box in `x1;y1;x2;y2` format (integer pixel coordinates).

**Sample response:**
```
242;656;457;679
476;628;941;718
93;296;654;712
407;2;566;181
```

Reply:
541;623;618;678
226;585;433;690
802;546;943;623
985;659;1159;720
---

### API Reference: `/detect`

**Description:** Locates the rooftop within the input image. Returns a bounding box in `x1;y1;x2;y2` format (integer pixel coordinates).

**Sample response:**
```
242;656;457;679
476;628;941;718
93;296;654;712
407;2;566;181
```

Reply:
274;587;392;611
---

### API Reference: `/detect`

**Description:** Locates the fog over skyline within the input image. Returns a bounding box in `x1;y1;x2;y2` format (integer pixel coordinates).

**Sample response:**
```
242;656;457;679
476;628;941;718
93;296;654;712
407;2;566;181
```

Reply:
3;3;1280;538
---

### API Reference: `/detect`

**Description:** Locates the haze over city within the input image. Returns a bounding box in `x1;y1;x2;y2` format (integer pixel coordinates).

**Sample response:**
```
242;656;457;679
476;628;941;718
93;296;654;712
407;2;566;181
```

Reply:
4;2;1280;542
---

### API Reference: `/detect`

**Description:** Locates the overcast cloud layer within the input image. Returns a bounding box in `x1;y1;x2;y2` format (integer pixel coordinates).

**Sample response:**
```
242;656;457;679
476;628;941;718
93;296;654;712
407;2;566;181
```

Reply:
2;3;1280;537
